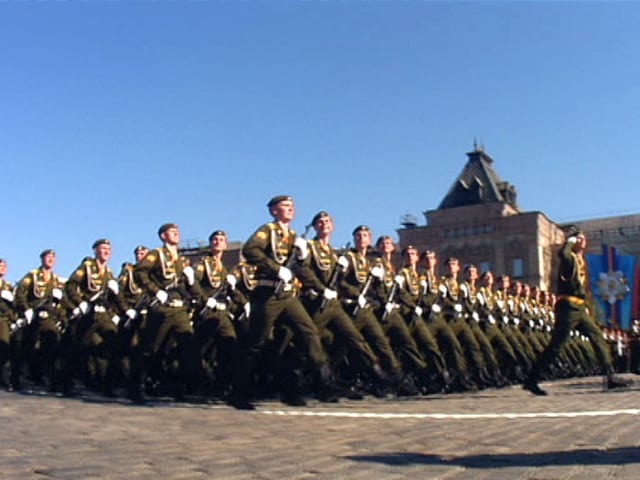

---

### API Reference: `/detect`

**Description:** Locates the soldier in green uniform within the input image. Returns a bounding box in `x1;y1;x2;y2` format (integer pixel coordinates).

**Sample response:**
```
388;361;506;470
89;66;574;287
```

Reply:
419;250;474;391
231;196;334;409
191;230;241;397
296;212;389;389
460;264;505;387
495;275;536;373
439;257;492;388
339;226;411;396
116;245;149;389
0;259;16;389
64;239;127;397
370;236;427;394
396;245;450;392
133;223;201;402
524;228;631;395
13;249;65;391
477;270;525;383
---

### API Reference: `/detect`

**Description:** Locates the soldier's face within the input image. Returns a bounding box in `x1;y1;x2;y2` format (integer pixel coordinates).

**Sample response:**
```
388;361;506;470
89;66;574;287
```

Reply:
95;244;111;263
574;233;587;252
481;272;493;287
354;230;371;250
423;253;437;269
377;238;395;254
135;249;148;263
210;234;228;254
313;215;333;236
446;260;459;276
272;200;295;223
466;266;478;281
0;261;6;277
161;227;180;246
403;249;418;266
41;253;55;270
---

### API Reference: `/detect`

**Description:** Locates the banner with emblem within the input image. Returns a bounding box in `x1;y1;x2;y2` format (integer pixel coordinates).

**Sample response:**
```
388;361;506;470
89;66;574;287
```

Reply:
585;244;635;329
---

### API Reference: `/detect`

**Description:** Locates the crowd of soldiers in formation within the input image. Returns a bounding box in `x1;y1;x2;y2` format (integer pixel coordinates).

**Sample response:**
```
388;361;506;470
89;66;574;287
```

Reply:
0;208;636;408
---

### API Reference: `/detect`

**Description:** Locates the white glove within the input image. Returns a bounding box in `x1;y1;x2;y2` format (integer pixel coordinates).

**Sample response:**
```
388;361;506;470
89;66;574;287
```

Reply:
183;266;195;286
394;275;404;288
278;266;293;283
476;292;485;305
52;288;63;300
1;290;14;302
370;265;384;279
438;284;447;297
107;279;119;295
243;302;251;318
126;309;137;320
513;318;520;326
419;279;427;293
323;288;337;300
488;314;496;324
414;306;423;317
384;302;394;314
567;236;578;244
337;255;349;269
112;315;121;326
529;320;535;328
496;299;505;310
155;290;168;305
206;297;218;309
471;312;480;322
459;283;469;298
293;237;308;260
357;294;367;309
226;274;237;290
16;318;26;328
431;304;442;313
454;304;463;313
79;301;89;315
24;309;34;324
507;299;514;310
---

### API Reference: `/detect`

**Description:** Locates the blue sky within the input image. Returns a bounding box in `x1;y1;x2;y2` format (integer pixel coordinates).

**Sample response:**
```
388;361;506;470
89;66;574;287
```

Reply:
2;1;639;282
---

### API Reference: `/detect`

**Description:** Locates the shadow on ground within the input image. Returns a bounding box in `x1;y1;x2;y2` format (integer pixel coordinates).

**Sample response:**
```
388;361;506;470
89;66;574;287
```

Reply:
345;446;640;468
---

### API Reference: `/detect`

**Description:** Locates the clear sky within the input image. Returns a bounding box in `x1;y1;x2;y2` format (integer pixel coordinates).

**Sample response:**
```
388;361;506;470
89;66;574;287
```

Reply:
2;1;639;282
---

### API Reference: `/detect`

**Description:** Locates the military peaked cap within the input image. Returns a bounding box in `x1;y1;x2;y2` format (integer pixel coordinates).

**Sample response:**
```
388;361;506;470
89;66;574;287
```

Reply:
92;238;110;249
267;195;292;208
352;225;370;236
134;245;149;255
208;230;227;242
158;223;178;237
311;211;331;225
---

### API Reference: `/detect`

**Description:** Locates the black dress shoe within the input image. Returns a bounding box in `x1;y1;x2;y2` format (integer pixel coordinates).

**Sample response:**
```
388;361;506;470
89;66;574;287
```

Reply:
522;378;547;396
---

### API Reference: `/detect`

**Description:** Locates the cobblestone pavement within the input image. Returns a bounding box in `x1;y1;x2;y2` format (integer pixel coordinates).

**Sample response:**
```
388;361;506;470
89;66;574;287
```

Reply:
1;375;639;480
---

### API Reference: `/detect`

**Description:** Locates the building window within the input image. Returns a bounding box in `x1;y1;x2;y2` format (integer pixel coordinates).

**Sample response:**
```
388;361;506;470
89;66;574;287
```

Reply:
512;258;523;278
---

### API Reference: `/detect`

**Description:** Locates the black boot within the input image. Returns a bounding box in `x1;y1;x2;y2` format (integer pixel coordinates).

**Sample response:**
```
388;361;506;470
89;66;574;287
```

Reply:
522;372;547;396
605;366;632;390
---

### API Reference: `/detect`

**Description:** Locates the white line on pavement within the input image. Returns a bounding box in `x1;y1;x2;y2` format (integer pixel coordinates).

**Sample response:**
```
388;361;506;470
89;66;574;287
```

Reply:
259;409;640;419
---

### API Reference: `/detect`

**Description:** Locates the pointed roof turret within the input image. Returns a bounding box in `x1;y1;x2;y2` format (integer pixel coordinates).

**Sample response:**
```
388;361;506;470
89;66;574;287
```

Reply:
437;145;519;210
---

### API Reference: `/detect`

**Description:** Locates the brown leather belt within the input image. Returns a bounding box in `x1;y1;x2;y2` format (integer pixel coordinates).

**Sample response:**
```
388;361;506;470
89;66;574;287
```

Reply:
557;295;585;305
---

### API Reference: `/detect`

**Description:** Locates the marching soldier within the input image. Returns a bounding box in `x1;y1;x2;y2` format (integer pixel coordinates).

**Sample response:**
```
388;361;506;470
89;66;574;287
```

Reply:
133;223;201;402
116;245;149;388
477;270;524;383
232;195;334;409
191;230;241;397
64;239;127;397
524;227;631;395
439;257;491;387
13;250;65;391
419;250;474;391
297;211;390;390
397;246;450;393
0;259;16;388
460;264;505;387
